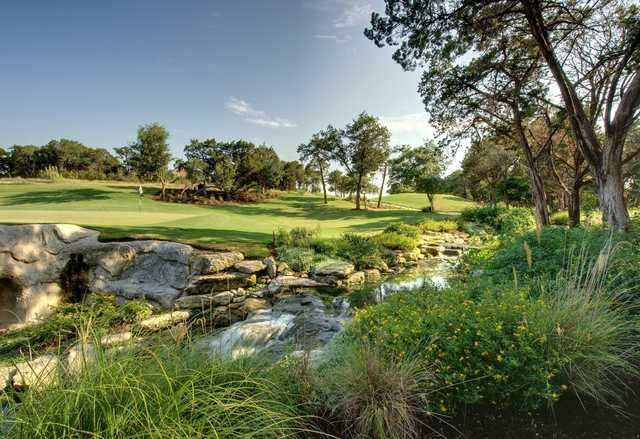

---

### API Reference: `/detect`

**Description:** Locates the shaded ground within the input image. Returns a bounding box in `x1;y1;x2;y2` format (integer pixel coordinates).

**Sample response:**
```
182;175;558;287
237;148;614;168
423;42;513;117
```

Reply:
0;180;472;254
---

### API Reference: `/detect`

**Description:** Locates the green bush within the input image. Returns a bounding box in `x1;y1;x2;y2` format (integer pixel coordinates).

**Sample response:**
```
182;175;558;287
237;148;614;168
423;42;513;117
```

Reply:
461;206;505;226
417;218;459;233
461;206;535;235
337;234;385;270
316;339;430;439
274;226;317;248
310;238;338;256
495;207;535;234
353;286;562;413
353;241;640;414
377;231;418;251
384;223;421;238
8;343;311;438
276;246;317;272
550;211;569;225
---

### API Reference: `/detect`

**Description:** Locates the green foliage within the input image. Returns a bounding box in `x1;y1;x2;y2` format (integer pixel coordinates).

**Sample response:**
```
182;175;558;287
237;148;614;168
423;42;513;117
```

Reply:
7;343;310;438
316;340;429;439
0;296;153;361
461;206;535;234
497;176;530;206
474;226;640;291
376;231;418;251
117;123;171;181
387;142;445;193
310;238;339;256
337;234;386;270
550;211;569;225
274;226;318;248
353;286;563;413
378;224;421;250
417;218;459;233
495;208;536;234
276;247;317;272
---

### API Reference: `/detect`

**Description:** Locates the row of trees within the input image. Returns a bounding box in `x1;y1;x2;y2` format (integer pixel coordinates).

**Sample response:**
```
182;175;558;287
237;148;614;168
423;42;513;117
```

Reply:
1;117;450;209
0;140;121;180
367;0;640;230
298;113;447;210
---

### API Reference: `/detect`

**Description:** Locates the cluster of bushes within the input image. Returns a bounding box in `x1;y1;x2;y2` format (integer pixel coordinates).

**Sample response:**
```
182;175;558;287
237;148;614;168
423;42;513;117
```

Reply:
461;206;535;234
273;218;464;273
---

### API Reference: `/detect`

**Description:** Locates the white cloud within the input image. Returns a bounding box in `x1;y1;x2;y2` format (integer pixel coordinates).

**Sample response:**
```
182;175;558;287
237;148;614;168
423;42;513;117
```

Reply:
380;113;435;145
333;1;373;28
314;34;352;43
225;97;296;129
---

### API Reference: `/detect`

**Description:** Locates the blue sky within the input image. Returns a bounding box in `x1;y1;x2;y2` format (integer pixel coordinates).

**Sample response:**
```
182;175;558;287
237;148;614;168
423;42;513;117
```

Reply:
0;0;443;165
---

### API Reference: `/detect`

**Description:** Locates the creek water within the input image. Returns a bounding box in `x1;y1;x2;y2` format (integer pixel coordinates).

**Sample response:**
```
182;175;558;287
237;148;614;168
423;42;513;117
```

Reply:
201;259;454;360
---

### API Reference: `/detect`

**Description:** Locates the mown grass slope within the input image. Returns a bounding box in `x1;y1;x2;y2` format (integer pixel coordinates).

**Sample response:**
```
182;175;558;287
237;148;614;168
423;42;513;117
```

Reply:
0;180;472;254
382;192;477;212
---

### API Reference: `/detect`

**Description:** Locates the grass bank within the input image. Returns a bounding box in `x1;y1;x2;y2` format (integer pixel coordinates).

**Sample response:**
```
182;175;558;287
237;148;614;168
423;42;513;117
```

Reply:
0;180;472;255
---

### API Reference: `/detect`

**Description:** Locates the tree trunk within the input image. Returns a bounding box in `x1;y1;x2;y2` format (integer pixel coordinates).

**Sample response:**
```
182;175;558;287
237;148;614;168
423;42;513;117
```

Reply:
355;173;363;210
568;184;581;227
377;163;387;208
523;3;632;230
512;101;550;227
161;180;166;201
319;162;328;204
427;194;435;212
596;160;630;230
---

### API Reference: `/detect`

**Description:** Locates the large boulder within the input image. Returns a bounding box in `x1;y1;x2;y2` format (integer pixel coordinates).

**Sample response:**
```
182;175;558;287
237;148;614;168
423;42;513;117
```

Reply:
0;224;256;328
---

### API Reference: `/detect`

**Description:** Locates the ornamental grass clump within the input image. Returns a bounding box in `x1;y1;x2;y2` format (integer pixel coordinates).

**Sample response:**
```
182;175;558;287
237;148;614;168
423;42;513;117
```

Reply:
7;341;313;438
316;339;432;439
540;244;640;408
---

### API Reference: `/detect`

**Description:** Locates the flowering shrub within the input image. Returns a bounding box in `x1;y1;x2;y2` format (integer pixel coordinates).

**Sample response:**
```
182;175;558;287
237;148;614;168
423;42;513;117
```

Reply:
352;287;566;413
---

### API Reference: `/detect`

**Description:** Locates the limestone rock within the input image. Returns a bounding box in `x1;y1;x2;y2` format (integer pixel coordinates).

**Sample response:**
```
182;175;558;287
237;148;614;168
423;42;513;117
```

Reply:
174;291;236;309
343;271;365;287
138;310;191;331
100;332;133;347
241;298;269;314
0;365;16;392
314;262;355;279
276;262;290;274
13;354;60;390
263;256;277;278
190;251;244;274
363;268;381;282
267;276;329;295
186;272;256;295
66;343;97;374
234;260;267;274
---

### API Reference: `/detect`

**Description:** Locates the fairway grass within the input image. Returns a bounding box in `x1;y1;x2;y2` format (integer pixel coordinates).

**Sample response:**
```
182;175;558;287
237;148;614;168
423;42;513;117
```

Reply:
382;192;477;212
0;180;472;254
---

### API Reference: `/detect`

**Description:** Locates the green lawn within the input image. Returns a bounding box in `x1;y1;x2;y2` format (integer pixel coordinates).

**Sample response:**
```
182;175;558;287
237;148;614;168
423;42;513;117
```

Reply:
0;180;473;255
382;192;477;212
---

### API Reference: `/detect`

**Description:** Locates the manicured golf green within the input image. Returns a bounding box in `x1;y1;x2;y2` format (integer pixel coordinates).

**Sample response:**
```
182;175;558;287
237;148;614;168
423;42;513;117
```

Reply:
0;180;473;254
382;192;477;212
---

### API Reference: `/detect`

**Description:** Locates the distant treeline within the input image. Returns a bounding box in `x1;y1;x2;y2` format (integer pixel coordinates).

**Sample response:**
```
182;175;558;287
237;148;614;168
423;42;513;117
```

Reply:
0;140;122;180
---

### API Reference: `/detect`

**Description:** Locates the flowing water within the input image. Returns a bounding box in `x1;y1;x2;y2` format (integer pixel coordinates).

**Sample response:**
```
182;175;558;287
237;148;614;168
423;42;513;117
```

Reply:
201;259;454;359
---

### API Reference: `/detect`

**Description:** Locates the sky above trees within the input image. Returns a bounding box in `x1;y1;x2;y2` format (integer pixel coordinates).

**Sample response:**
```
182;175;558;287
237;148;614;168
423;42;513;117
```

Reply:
0;0;440;164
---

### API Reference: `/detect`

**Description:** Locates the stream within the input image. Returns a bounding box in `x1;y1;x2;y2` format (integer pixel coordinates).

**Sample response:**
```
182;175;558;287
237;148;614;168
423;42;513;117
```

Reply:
201;259;454;360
